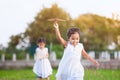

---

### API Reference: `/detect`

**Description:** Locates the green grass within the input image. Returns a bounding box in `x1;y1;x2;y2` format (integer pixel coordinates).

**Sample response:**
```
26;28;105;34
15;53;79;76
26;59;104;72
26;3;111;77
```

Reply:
84;69;120;80
0;68;120;80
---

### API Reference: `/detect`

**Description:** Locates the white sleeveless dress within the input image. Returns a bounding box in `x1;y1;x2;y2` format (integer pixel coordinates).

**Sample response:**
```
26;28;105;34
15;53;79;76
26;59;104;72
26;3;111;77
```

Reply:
56;42;84;80
33;47;52;78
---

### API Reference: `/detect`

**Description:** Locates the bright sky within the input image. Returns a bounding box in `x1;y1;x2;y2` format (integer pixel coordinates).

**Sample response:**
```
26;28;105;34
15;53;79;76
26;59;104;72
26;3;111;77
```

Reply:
0;0;120;47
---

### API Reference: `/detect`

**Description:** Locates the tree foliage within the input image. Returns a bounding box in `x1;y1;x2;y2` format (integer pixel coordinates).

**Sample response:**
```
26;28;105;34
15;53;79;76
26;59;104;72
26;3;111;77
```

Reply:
24;4;72;45
74;14;120;50
7;4;120;54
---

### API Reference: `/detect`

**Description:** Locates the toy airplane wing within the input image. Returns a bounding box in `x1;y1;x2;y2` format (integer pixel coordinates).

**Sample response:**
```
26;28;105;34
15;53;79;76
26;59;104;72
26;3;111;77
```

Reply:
47;18;66;22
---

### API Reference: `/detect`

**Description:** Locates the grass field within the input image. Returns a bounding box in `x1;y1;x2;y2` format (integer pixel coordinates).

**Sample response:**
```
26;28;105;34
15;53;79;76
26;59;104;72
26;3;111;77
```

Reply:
0;68;120;80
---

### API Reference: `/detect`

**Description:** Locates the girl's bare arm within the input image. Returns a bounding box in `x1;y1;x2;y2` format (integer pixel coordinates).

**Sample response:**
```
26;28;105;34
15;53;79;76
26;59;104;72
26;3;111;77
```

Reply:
45;52;49;58
53;22;67;47
82;49;99;67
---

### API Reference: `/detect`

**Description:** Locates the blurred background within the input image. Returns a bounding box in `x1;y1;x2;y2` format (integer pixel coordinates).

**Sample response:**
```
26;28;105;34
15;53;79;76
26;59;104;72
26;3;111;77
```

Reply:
0;0;120;80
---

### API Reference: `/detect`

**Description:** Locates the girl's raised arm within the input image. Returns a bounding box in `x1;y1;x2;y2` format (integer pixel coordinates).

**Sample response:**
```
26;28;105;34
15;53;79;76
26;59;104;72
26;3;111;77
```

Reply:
53;22;67;47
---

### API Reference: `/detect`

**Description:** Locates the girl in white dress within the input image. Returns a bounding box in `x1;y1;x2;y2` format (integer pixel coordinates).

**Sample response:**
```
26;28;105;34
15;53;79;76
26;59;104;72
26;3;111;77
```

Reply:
53;22;99;80
33;38;52;80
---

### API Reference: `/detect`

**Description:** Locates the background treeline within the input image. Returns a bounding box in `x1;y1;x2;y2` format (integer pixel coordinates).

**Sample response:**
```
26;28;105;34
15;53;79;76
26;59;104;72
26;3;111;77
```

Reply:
1;4;120;59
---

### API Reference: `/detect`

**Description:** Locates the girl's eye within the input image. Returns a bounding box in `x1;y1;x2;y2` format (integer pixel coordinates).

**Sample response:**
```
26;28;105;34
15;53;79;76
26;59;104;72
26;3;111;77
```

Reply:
72;38;75;40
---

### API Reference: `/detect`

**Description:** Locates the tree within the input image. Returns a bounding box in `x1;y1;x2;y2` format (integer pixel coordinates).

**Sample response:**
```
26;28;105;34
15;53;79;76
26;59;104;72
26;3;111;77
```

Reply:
74;13;120;50
25;4;72;45
7;5;120;54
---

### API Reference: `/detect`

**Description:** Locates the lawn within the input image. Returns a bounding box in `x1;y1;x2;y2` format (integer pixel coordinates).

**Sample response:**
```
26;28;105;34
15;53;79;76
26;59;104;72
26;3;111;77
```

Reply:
0;68;120;80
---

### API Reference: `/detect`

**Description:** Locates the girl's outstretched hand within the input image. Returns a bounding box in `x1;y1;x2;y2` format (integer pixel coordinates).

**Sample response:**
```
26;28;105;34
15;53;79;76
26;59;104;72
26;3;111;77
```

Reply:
53;22;59;29
93;60;100;67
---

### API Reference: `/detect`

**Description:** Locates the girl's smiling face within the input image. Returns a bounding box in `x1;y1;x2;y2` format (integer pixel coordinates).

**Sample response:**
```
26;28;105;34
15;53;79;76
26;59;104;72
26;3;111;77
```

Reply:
69;32;80;46
38;42;45;49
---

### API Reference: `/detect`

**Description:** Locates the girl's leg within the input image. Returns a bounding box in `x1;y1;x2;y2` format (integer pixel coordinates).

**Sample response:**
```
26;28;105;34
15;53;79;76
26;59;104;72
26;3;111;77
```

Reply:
46;77;50;80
